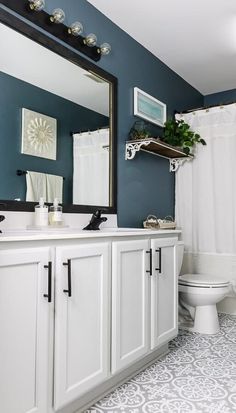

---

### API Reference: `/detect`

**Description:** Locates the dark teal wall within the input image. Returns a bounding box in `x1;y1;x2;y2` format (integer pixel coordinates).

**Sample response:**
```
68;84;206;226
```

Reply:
204;89;236;106
3;0;204;226
0;72;108;203
58;0;204;227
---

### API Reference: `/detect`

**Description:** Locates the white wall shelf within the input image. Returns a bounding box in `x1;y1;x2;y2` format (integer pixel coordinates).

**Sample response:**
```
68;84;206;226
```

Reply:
125;138;194;172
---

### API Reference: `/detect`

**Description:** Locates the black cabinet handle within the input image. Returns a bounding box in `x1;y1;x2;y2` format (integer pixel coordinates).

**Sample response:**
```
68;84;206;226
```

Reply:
63;259;72;297
155;248;162;273
146;249;152;276
43;261;52;303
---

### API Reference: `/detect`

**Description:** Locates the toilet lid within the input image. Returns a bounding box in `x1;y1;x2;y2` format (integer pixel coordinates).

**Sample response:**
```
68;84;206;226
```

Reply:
179;273;230;287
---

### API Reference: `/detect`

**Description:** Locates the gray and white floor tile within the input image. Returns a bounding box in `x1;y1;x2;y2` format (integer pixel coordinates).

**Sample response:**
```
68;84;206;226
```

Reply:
86;314;236;412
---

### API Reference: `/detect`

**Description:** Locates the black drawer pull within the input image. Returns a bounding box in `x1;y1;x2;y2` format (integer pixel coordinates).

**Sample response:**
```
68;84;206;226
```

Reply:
43;261;52;303
63;259;72;297
155;248;162;273
146;249;152;276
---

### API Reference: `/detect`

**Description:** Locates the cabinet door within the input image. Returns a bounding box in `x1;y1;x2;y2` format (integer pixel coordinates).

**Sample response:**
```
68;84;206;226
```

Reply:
0;247;52;413
151;238;178;349
54;242;110;410
112;239;150;373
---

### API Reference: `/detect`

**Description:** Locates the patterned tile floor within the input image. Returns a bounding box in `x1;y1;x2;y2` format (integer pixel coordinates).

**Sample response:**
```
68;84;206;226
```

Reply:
86;314;236;413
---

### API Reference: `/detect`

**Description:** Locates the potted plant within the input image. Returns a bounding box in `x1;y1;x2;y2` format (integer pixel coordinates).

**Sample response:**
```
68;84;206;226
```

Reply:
162;118;206;155
128;121;151;140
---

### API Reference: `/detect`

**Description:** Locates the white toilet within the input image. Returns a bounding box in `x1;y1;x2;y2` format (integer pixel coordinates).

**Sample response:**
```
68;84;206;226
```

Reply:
177;242;231;334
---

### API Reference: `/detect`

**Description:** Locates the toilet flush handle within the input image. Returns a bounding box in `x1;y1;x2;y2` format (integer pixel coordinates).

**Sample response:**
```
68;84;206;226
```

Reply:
155;248;162;273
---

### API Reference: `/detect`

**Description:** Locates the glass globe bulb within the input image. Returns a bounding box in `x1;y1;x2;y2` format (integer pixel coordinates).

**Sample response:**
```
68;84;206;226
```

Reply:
68;21;83;37
100;42;111;56
85;33;97;47
29;0;45;11
50;8;65;24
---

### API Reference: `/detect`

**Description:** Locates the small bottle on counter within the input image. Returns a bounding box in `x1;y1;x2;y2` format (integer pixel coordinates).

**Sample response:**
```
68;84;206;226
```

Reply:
49;198;63;227
35;197;48;227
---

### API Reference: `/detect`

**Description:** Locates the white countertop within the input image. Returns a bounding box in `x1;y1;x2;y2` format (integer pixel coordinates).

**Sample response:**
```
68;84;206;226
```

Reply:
0;227;181;242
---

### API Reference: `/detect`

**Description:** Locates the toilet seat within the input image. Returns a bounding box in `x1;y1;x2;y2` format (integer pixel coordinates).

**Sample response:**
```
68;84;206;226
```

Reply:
179;273;230;288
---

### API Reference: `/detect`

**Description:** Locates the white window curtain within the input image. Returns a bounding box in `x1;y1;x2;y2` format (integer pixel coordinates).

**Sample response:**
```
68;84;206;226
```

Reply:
73;128;109;206
175;104;236;254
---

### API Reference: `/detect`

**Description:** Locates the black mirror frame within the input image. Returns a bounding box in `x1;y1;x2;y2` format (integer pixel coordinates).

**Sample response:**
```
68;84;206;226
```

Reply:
0;5;117;214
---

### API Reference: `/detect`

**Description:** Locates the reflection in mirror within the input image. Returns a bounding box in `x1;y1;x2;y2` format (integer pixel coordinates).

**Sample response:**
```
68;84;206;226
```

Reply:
0;22;112;207
73;128;110;206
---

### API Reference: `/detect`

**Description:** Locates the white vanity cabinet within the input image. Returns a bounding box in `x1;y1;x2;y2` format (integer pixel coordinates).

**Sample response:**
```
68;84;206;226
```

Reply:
111;237;178;373
0;246;52;413
111;239;150;373
150;238;178;349
0;230;179;413
53;242;110;410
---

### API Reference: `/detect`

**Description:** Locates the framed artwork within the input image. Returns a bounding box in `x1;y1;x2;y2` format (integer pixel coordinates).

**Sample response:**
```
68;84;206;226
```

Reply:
21;108;57;160
134;87;166;127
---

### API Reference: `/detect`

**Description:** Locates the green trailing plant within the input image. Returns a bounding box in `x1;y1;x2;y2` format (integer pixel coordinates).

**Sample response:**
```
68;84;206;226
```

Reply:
162;118;206;155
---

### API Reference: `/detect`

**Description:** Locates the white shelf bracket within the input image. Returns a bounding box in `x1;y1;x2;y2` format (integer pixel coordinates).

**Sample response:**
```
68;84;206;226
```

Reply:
169;157;192;172
125;139;194;172
125;140;151;160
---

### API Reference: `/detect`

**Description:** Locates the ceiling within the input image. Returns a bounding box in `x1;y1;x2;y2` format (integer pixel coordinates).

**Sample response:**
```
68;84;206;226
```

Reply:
88;0;236;95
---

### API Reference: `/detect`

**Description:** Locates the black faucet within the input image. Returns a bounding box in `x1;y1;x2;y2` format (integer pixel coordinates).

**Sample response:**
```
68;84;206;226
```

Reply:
83;210;107;230
0;215;5;233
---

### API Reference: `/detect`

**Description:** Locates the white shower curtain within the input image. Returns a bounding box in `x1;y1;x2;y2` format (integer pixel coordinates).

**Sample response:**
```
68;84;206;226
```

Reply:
73;129;110;206
175;104;236;254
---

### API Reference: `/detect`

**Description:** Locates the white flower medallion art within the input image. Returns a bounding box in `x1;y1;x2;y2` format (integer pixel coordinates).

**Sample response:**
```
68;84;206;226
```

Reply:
21;108;57;160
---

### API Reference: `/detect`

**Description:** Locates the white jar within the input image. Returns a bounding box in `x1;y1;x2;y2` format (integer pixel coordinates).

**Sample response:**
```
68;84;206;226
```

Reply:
35;198;48;227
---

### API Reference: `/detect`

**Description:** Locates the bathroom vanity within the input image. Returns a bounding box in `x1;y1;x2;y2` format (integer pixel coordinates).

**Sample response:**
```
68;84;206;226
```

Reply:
0;228;180;413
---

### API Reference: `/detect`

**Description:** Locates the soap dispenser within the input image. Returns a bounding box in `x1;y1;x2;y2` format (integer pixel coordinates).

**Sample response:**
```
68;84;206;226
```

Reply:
49;198;63;227
35;197;48;227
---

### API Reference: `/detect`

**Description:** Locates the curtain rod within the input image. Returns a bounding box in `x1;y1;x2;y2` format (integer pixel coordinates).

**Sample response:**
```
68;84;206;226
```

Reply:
70;126;109;136
177;100;236;115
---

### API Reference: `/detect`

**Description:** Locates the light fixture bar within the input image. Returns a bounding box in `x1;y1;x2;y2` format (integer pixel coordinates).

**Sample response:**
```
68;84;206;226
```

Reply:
1;0;112;62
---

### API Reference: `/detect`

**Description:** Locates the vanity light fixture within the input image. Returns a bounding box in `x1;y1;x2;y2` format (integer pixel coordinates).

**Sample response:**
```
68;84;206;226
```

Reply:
50;8;65;24
99;42;112;56
68;21;83;37
28;0;45;11
25;0;111;60
84;33;97;47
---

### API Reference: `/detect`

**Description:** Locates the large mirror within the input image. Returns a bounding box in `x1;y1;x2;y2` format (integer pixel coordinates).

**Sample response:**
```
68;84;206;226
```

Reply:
0;9;117;213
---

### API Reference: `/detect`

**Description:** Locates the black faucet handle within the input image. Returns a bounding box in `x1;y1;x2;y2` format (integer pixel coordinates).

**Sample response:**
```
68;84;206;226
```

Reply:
94;209;104;218
93;209;106;218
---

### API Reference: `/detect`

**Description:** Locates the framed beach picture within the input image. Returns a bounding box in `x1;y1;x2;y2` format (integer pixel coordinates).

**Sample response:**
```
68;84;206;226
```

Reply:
134;87;166;127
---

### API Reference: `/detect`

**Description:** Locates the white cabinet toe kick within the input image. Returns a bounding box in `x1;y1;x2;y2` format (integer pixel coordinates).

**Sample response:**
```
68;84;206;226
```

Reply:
0;232;179;413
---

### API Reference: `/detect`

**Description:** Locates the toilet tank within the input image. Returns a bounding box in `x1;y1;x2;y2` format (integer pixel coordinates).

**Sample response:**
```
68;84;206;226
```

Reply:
177;241;184;275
